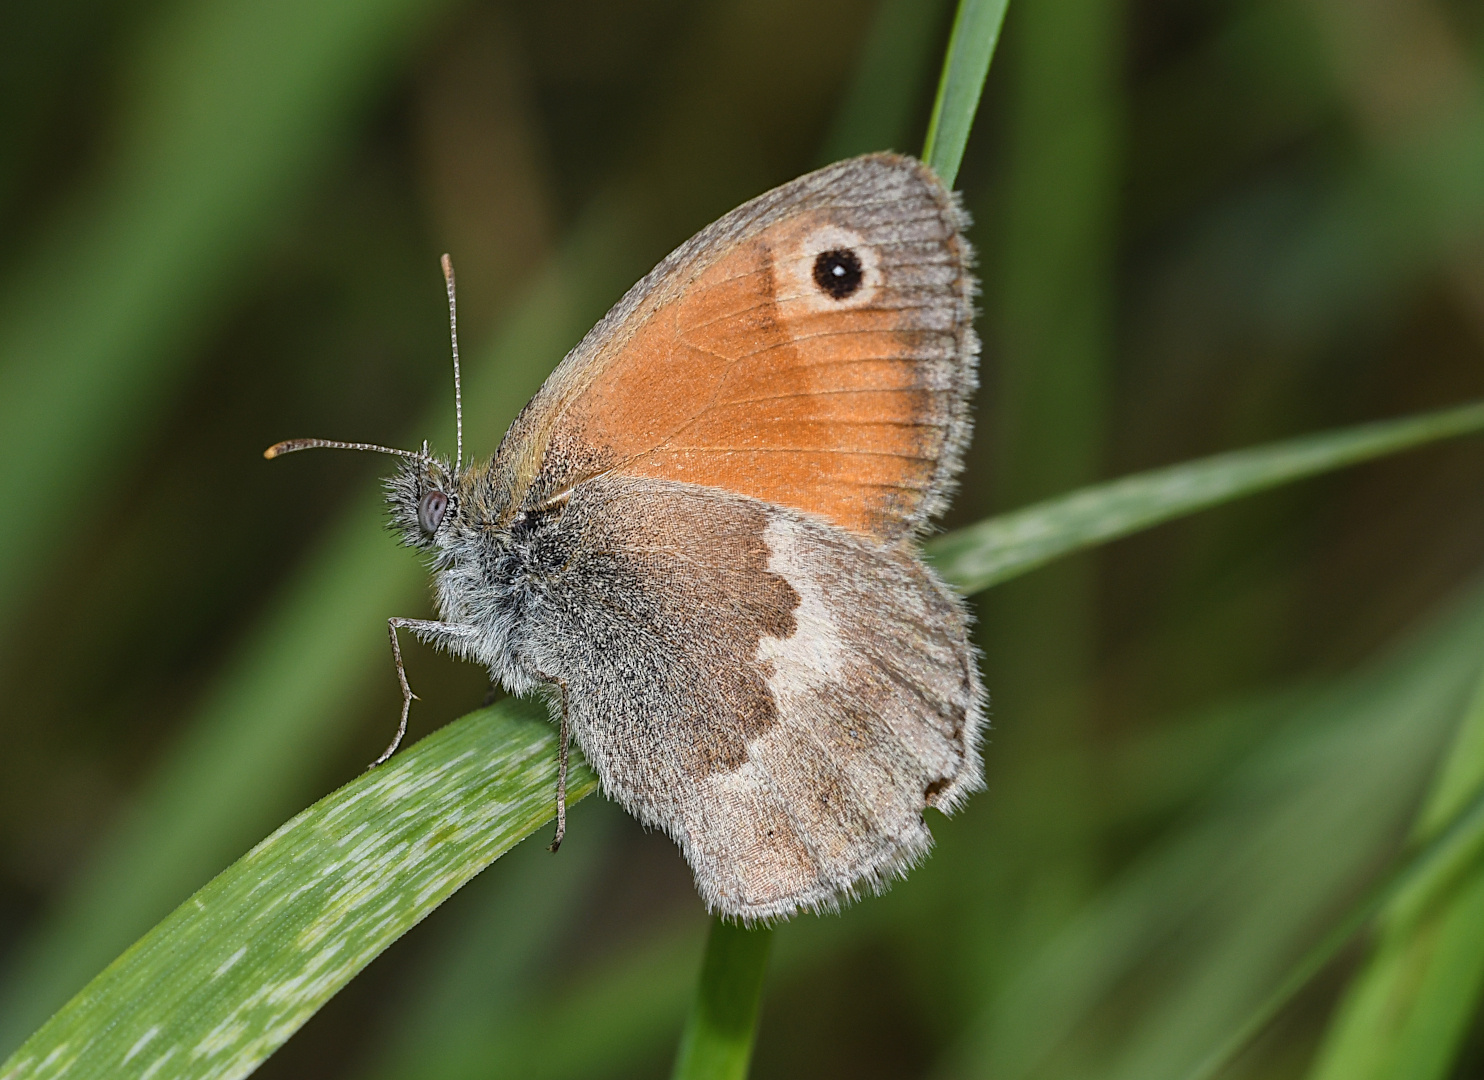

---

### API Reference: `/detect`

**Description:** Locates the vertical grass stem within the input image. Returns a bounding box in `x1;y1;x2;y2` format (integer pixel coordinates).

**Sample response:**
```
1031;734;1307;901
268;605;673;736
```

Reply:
922;0;1011;185
670;918;775;1080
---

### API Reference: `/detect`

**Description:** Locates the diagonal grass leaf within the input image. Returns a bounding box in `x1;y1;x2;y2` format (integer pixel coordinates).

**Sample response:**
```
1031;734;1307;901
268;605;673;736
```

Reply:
926;399;1484;593
0;700;595;1080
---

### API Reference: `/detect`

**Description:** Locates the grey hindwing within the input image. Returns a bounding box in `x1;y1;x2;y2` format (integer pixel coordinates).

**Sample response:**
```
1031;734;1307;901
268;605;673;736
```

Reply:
505;473;985;922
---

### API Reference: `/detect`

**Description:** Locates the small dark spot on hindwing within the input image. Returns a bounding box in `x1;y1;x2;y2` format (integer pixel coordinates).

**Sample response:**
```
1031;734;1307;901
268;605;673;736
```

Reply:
924;775;953;805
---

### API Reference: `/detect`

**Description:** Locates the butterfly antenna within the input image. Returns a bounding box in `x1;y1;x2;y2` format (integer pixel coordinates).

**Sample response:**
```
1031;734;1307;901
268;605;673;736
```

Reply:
263;438;425;461
441;253;463;472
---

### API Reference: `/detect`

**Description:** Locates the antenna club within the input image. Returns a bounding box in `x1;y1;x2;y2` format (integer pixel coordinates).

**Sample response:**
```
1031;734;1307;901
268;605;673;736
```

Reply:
261;437;424;461
264;439;309;459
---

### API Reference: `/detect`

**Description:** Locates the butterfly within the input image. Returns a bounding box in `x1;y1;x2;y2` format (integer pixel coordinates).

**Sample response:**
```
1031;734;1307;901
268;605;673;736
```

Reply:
268;153;986;922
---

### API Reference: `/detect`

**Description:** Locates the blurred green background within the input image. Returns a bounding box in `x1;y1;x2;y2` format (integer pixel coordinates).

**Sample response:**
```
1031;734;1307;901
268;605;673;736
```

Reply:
3;0;1484;1077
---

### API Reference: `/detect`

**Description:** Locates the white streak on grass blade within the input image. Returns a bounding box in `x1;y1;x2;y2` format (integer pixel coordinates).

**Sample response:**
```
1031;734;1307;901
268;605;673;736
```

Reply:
190;1018;247;1061
413;872;466;910
301;944;345;978
120;1028;159;1064
332;823;370;848
136;1048;176;1080
36;1048;65;1073
211;950;246;979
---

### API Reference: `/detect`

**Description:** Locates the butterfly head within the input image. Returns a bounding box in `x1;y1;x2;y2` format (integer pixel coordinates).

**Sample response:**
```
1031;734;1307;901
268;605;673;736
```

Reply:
382;448;485;557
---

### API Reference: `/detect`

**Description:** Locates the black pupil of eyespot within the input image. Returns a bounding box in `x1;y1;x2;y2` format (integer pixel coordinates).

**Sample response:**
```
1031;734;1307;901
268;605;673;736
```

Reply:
418;491;448;534
812;248;863;299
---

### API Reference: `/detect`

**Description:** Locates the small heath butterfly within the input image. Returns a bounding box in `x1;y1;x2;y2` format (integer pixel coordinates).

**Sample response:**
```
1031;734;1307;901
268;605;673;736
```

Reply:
268;153;984;921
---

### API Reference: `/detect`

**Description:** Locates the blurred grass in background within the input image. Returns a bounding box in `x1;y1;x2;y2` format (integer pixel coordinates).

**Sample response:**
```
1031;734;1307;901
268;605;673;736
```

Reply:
2;0;1484;1077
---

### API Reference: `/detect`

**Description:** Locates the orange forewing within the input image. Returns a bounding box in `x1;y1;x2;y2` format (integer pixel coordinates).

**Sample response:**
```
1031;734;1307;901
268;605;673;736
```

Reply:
508;155;976;542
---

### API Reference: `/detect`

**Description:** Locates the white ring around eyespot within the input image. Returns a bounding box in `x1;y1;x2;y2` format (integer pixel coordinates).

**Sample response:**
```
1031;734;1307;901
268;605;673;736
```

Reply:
774;224;881;315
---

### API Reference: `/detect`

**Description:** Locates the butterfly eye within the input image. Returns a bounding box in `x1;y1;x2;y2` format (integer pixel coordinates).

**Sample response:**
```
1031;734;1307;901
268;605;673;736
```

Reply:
418;490;449;535
812;248;864;299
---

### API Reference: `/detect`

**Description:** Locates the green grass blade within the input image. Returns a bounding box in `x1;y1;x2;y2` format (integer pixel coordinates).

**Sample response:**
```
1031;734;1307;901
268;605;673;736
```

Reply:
926;400;1484;595
921;0;1010;184
670;920;774;1080
0;700;595;1080
1302;668;1484;1080
1322;878;1484;1078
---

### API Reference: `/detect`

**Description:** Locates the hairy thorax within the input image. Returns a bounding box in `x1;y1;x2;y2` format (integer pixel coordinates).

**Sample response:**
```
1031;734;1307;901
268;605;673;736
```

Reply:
429;505;572;697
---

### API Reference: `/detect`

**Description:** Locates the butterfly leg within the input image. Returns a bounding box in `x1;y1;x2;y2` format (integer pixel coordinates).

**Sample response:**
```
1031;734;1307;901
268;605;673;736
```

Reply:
375;617;457;768
536;672;572;852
